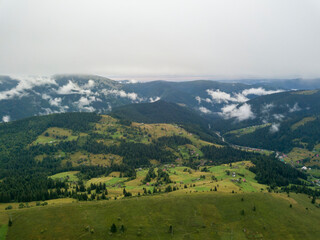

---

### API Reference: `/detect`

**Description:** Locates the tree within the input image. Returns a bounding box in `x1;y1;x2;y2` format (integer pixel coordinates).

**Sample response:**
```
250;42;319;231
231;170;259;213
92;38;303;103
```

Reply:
311;195;316;204
241;209;245;216
8;217;12;227
168;225;173;234
120;225;125;233
110;223;117;233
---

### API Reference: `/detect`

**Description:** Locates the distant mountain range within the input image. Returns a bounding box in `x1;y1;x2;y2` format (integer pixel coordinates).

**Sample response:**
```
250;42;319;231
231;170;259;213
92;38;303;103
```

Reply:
2;74;318;123
1;74;320;153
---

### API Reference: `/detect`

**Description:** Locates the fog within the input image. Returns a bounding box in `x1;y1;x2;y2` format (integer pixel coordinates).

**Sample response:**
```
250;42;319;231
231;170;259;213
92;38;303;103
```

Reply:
1;0;320;80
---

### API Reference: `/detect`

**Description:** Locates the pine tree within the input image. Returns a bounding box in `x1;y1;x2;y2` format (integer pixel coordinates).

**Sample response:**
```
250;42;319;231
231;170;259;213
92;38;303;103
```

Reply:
110;223;117;233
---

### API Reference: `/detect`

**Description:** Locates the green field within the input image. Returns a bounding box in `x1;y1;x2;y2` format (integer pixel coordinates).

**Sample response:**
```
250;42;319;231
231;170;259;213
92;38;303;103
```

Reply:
49;171;80;182
2;192;320;240
0;225;8;240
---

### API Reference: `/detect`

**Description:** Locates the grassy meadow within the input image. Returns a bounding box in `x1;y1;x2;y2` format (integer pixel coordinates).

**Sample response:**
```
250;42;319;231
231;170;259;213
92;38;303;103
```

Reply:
1;192;320;240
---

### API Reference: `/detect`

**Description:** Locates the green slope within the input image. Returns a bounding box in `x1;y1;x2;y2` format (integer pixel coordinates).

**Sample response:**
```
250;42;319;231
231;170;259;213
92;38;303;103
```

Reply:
4;192;320;240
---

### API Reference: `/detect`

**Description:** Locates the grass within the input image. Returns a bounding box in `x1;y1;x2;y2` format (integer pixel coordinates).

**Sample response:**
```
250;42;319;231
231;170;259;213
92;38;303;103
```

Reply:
49;171;79;182
226;123;271;137
291;117;316;131
0;225;8;240
4;192;320;240
292;90;319;95
31;127;87;145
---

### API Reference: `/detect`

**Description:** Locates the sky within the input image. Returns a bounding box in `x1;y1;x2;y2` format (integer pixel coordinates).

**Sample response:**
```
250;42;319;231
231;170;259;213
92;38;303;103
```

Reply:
1;0;320;80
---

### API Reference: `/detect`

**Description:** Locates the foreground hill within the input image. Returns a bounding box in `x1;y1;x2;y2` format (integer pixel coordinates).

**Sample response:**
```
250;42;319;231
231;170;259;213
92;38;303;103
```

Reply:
2;192;320;240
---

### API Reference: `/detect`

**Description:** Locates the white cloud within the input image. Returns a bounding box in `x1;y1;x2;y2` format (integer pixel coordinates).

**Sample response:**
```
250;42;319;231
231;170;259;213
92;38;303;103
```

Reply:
273;114;285;121
2;115;10;122
289;103;301;112
270;123;280;133
220;103;255;121
102;89;141;102
149;97;160;103
206;89;248;103
199;106;211;114
195;96;201;104
261;103;274;114
75;96;96;112
242;87;284;96
49;97;62;107
56;80;92;95
0;76;56;101
83;79;95;89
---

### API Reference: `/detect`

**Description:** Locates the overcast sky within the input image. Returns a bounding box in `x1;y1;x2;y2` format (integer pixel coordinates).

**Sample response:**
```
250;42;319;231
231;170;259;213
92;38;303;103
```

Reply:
1;0;320;80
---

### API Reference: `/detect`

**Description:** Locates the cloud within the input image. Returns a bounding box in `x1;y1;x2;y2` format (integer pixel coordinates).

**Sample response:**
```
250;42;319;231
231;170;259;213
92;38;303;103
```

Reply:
242;87;284;96
273;113;285;121
270;123;280;133
220;103;255;121
195;96;201;104
102;89;141;102
206;89;248;103
199;106;211;114
2;115;10;122
289;103;301;112
49;97;62;107
56;80;92;95
0;76;56;101
149;97;160;103
75;96;96;112
261;103;274;114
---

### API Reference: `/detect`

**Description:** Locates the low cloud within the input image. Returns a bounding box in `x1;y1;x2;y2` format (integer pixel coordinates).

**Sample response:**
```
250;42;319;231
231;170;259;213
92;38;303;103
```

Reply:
206;89;248;103
195;96;201;104
102;89;141;102
0;76;56;101
270;123;280;133
220;103;255;121
206;87;283;105
75;96;97;112
242;87;284;96
149;97;160;103
2;115;10;122
56;80;92;95
199;106;211;114
288;103;301;112
273;114;285;121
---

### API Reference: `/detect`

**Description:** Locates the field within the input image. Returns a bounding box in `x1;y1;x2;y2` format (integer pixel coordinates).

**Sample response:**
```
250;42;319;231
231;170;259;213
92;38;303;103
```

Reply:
226;124;271;137
50;171;80;182
31;127;87;145
291;117;316;131
1;192;320;240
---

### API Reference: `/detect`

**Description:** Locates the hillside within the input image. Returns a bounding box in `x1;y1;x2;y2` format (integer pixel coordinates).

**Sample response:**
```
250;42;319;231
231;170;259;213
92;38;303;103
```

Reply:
0;112;307;203
0;112;318;240
2;192;320;240
219;90;320;152
111;100;223;144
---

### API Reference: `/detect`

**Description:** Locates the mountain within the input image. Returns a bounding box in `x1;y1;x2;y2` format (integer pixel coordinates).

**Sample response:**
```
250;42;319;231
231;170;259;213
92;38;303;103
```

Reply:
0;74;287;122
111;100;223;143
218;90;320;152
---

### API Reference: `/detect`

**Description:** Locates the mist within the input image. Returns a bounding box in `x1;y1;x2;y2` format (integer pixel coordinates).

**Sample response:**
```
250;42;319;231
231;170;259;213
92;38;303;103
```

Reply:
1;0;320;80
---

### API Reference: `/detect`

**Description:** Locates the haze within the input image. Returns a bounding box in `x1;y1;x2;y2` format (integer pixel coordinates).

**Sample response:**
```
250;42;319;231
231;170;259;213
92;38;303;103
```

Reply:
1;0;320;80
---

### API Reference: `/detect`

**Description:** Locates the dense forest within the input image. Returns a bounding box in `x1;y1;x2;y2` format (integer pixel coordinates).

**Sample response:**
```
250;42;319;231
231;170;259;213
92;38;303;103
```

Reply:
0;112;311;203
224;115;320;152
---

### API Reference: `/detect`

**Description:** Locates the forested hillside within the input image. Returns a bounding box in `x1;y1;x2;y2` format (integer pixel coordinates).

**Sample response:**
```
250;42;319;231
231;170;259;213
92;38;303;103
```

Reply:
0;112;307;203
